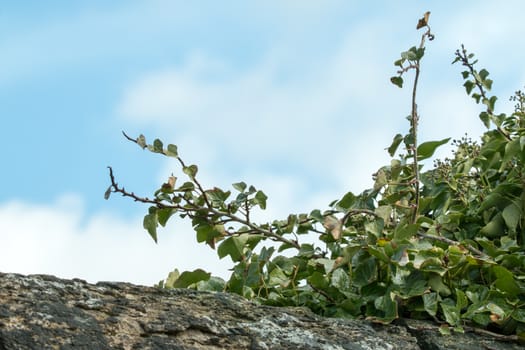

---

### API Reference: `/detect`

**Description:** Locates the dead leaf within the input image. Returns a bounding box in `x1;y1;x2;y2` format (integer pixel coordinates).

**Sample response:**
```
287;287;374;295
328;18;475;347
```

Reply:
416;11;431;29
323;215;342;240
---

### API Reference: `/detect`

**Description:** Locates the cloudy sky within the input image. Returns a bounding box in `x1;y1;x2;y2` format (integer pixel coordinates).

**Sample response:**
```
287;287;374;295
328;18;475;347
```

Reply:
1;1;524;286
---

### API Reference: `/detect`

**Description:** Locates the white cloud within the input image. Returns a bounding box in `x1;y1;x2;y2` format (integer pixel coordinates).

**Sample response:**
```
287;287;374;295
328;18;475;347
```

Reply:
0;195;233;285
116;18;405;191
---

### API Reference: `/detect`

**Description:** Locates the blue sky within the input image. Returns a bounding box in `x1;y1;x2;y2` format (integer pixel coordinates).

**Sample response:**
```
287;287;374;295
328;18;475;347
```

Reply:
2;1;525;286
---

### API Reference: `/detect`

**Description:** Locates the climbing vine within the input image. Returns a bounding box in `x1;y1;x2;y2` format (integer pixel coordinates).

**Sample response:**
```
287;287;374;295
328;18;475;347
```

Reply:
106;12;525;340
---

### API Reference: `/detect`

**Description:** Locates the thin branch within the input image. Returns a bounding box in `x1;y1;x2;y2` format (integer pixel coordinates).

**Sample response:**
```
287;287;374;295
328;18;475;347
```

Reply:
107;166;301;250
417;232;488;258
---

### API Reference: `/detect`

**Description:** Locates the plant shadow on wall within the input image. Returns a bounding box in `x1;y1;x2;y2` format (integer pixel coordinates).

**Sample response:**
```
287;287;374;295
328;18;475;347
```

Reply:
106;12;525;341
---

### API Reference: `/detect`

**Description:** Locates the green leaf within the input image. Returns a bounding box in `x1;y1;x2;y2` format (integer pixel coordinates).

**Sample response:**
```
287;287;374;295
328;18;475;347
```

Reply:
353;257;377;287
428;274;451;296
478;68;490;81
417;138;451;161
373;291;398;323
163;269;180;289
104;186;112;200
441;303;460;326
337;191;356;210
307;271;329;289
399;270;428;298
254;190;268;209
137;134;147;149
367;246;390;263
415;47;425;60
143;212;158;243
166;144;178;157
218;236;251;262
387;134;403;157
298;243;315;257
309;209;323;222
502;203;521;233
196;224;223;243
390;76;403;88
218;237;242;262
373;168;388;191
493;266;521;297
176;181;195;192
232;182;247;192
157;208;176;227
480;213;505;238
268;267;290;287
464;80;475;95
172;269;211;288
394;58;405;67
423;292;438;316
401;48;418;61
499;138;521;172
479;111;490;128
153;139;163;153
331;268;350;291
183;165;198;178
482;96;497;112
456;289;468;310
393;223;419;241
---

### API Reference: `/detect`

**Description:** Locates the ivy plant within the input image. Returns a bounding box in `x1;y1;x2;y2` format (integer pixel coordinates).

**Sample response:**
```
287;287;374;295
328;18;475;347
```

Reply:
106;12;525;341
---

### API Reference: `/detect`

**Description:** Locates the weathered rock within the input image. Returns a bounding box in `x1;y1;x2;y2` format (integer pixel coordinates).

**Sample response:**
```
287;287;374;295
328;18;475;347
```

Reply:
0;272;521;349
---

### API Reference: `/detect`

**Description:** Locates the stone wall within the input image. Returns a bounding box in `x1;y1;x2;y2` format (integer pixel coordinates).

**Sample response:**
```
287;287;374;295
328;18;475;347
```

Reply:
0;272;521;349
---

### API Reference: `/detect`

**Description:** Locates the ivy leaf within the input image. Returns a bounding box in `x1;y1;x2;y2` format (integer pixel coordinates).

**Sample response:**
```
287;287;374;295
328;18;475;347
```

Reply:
307;271;328;289
502;203;521;233
373;291;398;323
441;303;460;326
493;266;521;298
401;48;418;61
268;267;290;287
417;138;451;161
387;134;404;157
390;76;403;88
157;208;176;227
183;165;198;178
331;268;350;291
393;223;419;241
353;257;377;287
423;292;438;316
218;236;250;262
153;139;163;153
394;58;405;67
166;144;178;157
137;134;147;149
337;191;356;210
104;186;112;200
196;224;224;247
309;209;323;222
480;213;505;238
232;182;247;192
143;211;158;243
172;269;211;288
254;190;268;209
464;80;475;95
499;138;521;172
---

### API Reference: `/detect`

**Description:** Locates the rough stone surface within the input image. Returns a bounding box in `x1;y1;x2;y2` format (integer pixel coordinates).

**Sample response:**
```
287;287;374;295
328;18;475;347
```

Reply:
0;272;521;349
